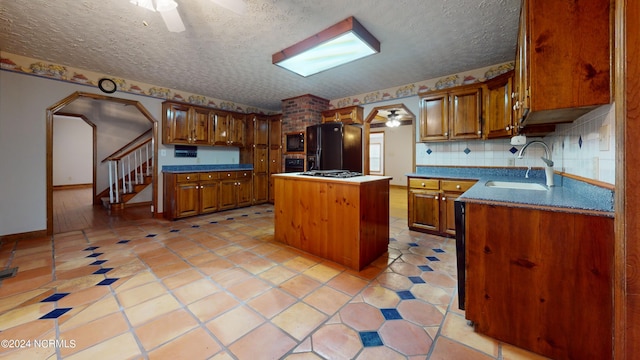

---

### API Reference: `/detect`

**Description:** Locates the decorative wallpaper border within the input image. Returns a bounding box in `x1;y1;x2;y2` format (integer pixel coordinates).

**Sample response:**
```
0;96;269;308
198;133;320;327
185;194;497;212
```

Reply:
0;52;271;115
330;62;514;109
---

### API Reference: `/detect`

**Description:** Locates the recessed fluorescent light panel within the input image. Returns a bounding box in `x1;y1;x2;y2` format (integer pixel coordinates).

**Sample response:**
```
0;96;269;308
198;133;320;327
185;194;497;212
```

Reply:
273;16;380;77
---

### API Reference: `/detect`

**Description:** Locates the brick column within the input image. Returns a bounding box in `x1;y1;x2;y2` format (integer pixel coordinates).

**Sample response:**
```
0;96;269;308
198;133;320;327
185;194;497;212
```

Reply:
281;94;330;134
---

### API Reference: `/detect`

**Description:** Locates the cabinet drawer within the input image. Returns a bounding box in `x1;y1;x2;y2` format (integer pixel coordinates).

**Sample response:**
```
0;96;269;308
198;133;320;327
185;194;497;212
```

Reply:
441;180;476;192
199;172;219;181
409;178;439;190
221;171;237;179
176;173;198;182
237;171;252;179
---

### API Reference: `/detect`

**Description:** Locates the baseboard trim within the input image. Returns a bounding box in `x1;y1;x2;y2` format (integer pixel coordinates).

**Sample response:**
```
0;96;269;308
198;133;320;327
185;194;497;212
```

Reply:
0;229;48;242
53;183;92;190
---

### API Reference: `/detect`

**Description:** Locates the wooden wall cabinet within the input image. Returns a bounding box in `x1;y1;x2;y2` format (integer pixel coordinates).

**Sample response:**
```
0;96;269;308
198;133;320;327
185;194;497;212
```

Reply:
514;0;611;128
162;102;212;145
419;86;483;142
163;172;220;219
268;116;282;203
321;105;364;124
464;202;613;360
213;110;246;147
407;177;475;236
245;114;270;204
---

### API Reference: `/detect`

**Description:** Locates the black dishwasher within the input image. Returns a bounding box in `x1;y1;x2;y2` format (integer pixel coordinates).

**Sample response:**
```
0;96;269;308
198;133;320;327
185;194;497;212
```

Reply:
454;200;466;310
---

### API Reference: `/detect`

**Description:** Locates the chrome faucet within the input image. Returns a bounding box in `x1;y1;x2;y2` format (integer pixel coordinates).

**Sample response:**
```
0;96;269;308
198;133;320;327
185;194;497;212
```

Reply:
517;140;554;186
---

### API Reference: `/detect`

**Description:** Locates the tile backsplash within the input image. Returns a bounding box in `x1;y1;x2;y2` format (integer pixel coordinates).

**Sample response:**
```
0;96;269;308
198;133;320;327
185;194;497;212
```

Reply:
416;104;615;185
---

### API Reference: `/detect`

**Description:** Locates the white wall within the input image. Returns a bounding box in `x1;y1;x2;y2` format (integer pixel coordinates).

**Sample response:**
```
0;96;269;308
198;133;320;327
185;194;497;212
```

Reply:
0;70;240;236
53;115;93;186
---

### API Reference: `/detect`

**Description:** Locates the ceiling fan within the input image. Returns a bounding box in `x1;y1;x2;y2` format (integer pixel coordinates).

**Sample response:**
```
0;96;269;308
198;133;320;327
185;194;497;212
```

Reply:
130;0;247;33
386;110;401;128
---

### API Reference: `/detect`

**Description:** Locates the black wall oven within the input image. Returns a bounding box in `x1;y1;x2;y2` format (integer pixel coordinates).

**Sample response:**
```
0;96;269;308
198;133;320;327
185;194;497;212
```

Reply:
284;158;304;173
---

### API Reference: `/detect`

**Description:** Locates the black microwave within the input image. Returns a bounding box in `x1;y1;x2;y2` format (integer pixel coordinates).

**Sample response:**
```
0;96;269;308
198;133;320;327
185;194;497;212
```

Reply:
286;132;305;152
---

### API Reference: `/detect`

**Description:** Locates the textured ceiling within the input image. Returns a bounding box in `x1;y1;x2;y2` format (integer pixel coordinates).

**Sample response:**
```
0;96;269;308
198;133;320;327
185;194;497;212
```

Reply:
0;0;520;111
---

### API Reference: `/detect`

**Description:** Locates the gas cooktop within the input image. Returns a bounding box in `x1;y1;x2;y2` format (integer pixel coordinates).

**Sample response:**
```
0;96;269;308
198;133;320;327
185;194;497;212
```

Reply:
300;170;363;178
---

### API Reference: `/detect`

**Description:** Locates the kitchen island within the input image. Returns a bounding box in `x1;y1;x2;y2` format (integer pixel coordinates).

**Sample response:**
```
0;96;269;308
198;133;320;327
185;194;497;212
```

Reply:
272;173;392;270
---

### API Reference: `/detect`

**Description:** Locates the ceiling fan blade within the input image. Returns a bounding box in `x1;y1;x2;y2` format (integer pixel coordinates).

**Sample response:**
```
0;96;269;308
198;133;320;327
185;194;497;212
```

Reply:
211;0;247;15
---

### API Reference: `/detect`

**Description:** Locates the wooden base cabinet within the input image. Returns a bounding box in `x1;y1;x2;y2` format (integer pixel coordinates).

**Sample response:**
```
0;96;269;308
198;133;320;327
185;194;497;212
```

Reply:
464;203;613;360
408;177;476;236
164;172;220;219
219;171;252;210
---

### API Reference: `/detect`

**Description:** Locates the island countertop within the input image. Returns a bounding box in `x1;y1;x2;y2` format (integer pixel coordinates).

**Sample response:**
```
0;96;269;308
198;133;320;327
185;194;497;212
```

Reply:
272;172;392;184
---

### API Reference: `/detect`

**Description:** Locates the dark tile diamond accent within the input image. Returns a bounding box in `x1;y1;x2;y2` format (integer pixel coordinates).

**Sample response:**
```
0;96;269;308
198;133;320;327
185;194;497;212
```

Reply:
40;308;72;319
432;248;445;253
86;253;103;258
408;243;419;247
242;214;249;217
266;209;273;212
191;225;200;228
93;268;113;275
210;221;218;224
418;265;434;272
83;246;99;251
381;308;403;320
408;276;426;284
170;229;180;233
426;256;440;261
389;238;397;242
579;135;583;148
397;290;416;300
254;212;261;214
146;234;157;238
463;147;471;155
96;278;118;286
359;331;383;347
117;240;130;244
41;293;69;302
89;260;107;266
226;218;234;220
426;148;433;155
509;146;519;154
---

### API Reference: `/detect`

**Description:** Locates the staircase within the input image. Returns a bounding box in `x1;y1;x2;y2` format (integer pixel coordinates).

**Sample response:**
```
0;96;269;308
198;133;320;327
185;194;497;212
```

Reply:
101;134;154;210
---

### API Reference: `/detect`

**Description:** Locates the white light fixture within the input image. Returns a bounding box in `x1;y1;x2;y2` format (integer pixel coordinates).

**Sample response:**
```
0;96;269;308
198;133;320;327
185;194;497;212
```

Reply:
130;0;185;33
272;16;380;77
386;110;401;128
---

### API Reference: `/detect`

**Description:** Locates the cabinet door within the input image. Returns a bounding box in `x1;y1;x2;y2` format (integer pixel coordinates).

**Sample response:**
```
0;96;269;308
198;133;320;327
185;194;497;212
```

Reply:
192;107;212;145
219;179;237;210
253;172;268;204
513;1;528;125
441;191;462;236
408;189;440;232
419;93;449;141
175;182;199;218
485;71;515;139
254;116;269;146
199;181;219;213
237;177;253;207
212;111;230;146
230;115;246;147
449;87;482;139
269;117;282;150
165;103;191;144
254;147;268;173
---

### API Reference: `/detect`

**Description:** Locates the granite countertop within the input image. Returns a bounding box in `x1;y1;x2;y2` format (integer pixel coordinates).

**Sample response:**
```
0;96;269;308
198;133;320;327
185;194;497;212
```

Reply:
273;172;393;184
162;164;253;173
408;167;614;216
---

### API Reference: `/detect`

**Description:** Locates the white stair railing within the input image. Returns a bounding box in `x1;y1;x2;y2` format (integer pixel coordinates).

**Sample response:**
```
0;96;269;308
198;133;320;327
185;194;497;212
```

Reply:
106;138;153;204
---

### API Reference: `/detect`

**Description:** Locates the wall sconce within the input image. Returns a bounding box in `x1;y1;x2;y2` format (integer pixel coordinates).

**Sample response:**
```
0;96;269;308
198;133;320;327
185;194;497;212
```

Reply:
272;16;380;77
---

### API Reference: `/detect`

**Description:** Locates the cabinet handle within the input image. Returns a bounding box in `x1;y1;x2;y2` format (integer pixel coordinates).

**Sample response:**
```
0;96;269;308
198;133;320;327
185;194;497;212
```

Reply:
442;197;446;201
421;182;425;187
477;130;481;135
506;126;511;131
186;176;190;180
456;185;461;189
435;196;439;200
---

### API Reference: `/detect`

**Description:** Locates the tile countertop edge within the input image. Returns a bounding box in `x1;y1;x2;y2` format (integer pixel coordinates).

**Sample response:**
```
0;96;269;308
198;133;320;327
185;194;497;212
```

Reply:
407;166;614;215
162;164;253;172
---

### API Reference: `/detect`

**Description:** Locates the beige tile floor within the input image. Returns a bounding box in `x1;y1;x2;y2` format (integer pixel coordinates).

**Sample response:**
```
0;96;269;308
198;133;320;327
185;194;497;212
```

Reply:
0;202;550;359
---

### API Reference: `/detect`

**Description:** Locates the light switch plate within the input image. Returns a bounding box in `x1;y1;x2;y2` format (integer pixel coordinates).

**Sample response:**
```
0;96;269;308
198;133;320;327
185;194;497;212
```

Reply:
599;125;609;151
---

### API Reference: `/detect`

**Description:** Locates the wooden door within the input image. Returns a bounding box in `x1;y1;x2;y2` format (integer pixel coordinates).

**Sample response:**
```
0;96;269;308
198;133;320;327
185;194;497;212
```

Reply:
165;103;191;144
229;115;246;147
441;191;460;236
485;71;515;138
212;111;230;145
255;116;269;146
199;180;219;214
449;87;482;139
408;189;440;232
192;107;211;145
419;93;449;141
237;177;253;207
175;181;199;218
219;179;237;210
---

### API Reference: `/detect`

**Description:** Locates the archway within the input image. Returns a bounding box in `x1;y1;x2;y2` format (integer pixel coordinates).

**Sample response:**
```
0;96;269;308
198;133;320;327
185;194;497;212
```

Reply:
46;92;158;235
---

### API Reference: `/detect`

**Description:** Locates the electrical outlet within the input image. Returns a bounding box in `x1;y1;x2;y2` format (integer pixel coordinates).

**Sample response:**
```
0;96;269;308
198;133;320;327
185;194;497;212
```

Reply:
599;125;609;151
160;149;167;157
507;158;515;167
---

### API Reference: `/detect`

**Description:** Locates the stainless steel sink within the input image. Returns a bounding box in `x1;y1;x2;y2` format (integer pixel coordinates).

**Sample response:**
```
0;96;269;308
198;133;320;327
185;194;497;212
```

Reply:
485;180;547;191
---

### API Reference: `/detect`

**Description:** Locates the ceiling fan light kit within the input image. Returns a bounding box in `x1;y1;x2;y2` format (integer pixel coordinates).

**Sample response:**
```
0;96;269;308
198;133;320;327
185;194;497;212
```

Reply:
386;110;401;127
272;16;380;77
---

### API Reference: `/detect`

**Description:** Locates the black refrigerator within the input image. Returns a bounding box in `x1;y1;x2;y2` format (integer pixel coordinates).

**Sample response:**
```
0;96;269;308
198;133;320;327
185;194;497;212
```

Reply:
306;123;362;172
